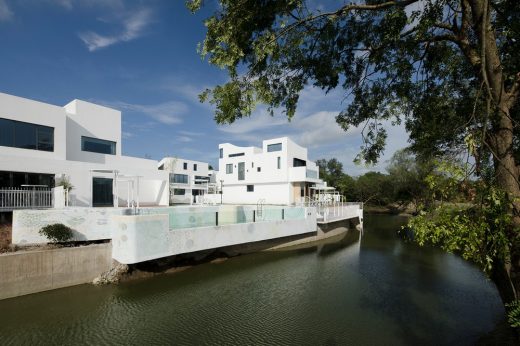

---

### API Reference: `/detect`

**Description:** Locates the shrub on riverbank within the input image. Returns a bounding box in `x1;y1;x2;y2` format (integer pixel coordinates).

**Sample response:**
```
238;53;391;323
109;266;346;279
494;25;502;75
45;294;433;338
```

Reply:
39;223;73;243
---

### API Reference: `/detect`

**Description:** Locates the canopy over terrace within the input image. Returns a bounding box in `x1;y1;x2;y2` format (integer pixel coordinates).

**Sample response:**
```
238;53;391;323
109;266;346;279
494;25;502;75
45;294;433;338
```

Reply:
310;185;342;203
90;169;142;208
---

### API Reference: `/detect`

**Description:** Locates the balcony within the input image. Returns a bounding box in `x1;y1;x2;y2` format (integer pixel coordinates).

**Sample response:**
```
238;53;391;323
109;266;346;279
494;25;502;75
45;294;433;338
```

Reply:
288;167;320;182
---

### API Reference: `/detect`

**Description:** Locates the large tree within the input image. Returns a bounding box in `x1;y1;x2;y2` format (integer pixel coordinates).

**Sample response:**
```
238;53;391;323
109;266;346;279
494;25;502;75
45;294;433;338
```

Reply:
189;0;520;304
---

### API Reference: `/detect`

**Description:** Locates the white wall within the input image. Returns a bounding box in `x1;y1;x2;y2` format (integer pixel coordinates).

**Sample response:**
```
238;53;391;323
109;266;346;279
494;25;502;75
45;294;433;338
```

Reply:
0;92;169;207
0;152;169;207
0;92;66;160
217;137;322;204
221;183;290;205
111;207;317;264
64;100;122;163
159;157;209;179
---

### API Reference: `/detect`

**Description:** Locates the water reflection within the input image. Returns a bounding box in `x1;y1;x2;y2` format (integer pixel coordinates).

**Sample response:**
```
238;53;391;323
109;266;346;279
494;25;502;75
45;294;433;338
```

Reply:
0;214;506;345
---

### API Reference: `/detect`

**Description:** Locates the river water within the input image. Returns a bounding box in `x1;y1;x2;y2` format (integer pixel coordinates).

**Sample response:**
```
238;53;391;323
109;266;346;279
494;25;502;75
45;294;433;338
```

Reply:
0;214;506;345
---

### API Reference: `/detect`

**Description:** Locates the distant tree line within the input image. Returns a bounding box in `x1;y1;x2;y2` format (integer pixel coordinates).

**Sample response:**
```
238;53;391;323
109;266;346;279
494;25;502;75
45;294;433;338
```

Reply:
316;150;470;213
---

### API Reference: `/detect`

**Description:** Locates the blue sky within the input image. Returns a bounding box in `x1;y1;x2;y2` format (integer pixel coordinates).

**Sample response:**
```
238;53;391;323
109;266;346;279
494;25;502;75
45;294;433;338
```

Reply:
0;0;409;175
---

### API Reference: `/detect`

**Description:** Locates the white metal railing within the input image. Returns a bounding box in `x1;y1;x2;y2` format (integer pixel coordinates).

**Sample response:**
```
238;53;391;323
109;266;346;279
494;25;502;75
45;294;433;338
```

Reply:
0;187;53;210
299;194;362;222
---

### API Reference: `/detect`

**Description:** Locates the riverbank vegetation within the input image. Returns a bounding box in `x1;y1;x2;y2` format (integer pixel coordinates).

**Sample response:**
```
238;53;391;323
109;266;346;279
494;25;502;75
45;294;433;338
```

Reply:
189;0;520;334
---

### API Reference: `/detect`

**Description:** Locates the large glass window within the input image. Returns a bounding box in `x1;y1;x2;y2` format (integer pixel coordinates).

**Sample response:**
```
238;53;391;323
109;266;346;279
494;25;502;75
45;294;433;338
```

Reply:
0;171;54;188
0;118;14;147
194;175;210;185
81;136;115;155
219;148;223;159
92;177;113;207
226;164;233;174
171;174;189;184
173;189;185;195
37;127;54;151
293;158;306;167
0;117;54;152
267;143;282;152
306;169;318;179
238;162;245;181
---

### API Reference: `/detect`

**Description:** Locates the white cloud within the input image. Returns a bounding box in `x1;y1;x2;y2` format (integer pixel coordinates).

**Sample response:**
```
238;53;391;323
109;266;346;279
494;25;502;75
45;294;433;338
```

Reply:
176;136;193;143
50;0;124;10
79;8;153;51
219;108;287;135
101;100;187;125
0;0;13;21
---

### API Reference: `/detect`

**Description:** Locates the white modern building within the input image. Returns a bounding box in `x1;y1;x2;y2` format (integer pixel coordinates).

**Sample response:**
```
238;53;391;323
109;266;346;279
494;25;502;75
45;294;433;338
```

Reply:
158;157;213;204
216;137;323;205
0;92;169;209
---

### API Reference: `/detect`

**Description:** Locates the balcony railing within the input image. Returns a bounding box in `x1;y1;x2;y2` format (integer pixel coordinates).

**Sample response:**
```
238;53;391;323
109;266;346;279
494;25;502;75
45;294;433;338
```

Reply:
0;187;53;211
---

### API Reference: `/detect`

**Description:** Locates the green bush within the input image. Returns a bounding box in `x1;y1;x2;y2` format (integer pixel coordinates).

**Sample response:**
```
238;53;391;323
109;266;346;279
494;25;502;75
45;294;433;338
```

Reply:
39;223;73;243
506;300;520;328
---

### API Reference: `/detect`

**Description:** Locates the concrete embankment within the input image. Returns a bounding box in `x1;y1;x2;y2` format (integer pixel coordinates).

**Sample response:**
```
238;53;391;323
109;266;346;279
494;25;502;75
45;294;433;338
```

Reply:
0;243;112;300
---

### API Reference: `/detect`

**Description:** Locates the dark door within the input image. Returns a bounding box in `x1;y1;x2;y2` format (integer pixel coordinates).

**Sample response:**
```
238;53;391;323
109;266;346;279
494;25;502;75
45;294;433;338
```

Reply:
92;177;113;207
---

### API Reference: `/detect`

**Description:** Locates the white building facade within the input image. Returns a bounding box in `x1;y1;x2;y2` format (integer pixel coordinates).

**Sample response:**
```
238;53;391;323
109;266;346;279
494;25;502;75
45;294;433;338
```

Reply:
217;137;322;205
158;157;212;204
0;92;169;208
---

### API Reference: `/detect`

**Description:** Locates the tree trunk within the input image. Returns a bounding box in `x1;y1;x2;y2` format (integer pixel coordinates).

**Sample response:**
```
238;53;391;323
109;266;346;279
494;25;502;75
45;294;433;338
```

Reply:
468;0;520;304
490;106;520;304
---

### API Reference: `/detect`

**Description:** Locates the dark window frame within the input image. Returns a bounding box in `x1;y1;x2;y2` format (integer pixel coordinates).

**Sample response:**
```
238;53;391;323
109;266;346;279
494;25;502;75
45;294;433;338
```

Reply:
81;136;116;155
171;174;189;184
267;143;282;152
0;117;54;152
247;185;254;192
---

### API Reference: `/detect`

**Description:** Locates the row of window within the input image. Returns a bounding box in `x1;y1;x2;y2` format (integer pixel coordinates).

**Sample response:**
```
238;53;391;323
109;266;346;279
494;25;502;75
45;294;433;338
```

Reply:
183;162;198;171
0;170;55;188
225;157;281;175
219;142;283;159
170;174;189;184
0;117;120;155
0;118;54;152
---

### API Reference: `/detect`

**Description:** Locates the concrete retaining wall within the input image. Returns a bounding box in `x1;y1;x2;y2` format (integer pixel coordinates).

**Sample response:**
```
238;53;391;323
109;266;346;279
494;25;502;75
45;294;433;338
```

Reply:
112;208;316;264
0;243;112;300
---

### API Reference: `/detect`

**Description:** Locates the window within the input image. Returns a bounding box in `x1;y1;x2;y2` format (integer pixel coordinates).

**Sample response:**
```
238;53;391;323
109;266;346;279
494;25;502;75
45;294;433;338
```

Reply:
257;167;261;172
229;152;245;157
194;164;197;171
226;164;233;174
173;189;185;195
267;143;282;152
81;136;115;155
0;117;54;152
306;169;318;179
277;157;281;169
92;177;113;207
251;162;254;168
158;164;164;170
195;175;210;185
183;162;188;170
219;148;223;158
171;174;188;184
0;171;54;188
238;162;245;181
293;158;306;167
247;185;254;192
